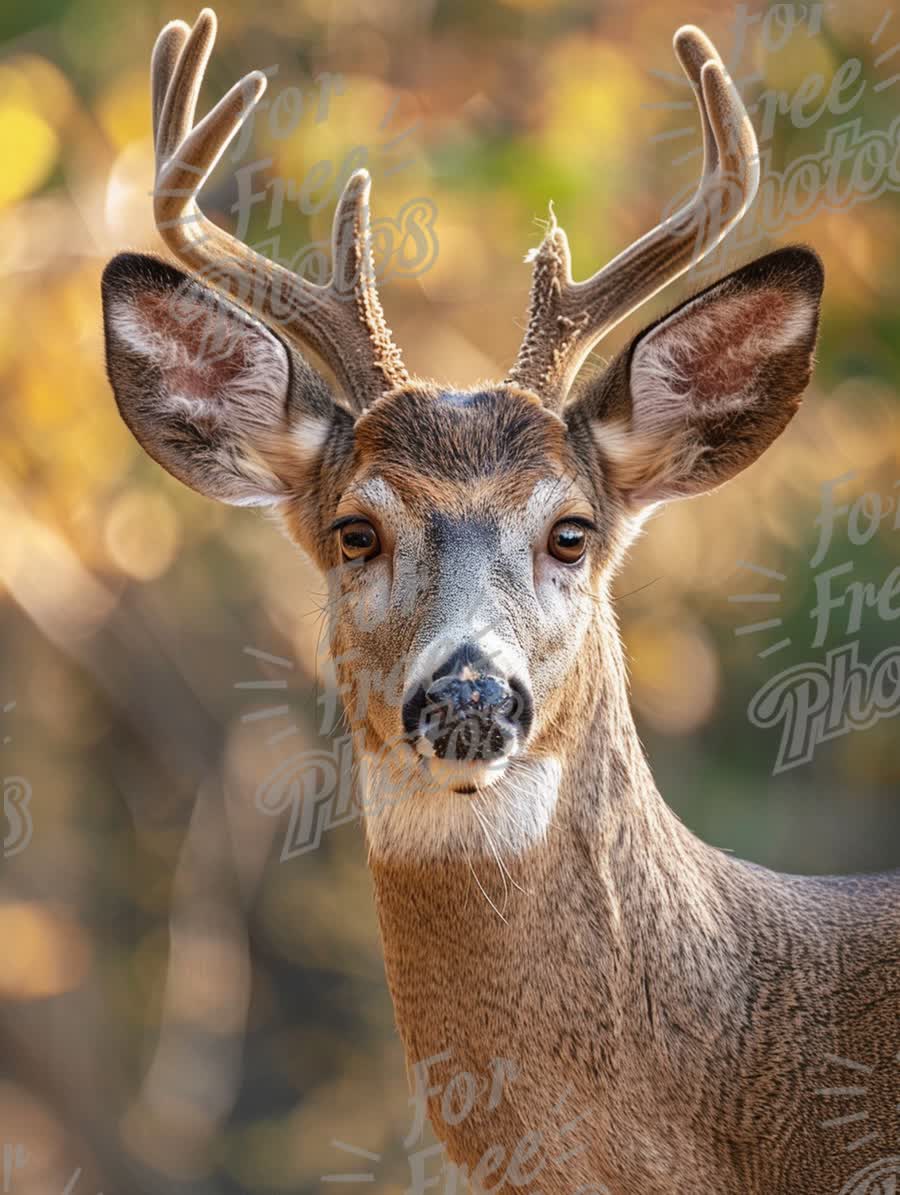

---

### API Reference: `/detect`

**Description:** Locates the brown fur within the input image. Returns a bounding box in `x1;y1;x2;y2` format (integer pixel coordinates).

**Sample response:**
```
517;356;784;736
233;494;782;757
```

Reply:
372;631;900;1193
102;231;899;1195
100;16;897;1187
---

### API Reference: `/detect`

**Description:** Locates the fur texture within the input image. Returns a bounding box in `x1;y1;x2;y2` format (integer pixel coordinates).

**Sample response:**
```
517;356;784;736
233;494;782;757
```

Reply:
100;243;900;1194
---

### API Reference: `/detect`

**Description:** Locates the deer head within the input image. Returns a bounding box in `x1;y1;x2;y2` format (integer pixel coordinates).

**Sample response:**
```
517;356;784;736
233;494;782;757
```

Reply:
101;11;823;860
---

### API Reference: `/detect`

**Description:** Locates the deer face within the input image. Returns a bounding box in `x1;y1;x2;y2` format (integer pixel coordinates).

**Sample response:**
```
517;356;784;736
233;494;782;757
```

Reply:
307;384;605;796
101;12;824;857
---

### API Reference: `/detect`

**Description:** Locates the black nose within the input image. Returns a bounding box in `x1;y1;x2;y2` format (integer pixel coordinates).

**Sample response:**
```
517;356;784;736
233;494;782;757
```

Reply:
402;644;533;762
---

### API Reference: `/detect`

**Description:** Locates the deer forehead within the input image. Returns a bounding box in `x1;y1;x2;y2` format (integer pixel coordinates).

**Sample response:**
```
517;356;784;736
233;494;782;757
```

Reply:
340;385;591;526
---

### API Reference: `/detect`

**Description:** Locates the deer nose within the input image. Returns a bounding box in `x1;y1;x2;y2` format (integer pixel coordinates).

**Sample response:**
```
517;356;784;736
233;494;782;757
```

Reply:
403;644;533;762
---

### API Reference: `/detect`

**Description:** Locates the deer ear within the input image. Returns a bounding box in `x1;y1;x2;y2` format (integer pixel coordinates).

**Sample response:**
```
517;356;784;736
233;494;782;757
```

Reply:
101;252;339;506
570;247;824;507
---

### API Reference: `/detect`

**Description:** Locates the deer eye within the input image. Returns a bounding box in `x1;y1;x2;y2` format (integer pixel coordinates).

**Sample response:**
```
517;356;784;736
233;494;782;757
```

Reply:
339;519;381;562
548;520;588;564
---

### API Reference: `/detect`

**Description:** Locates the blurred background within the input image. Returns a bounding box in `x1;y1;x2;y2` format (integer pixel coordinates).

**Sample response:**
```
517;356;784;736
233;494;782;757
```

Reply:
1;0;898;1191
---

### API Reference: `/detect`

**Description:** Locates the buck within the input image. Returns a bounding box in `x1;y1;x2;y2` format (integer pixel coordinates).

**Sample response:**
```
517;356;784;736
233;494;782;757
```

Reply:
101;11;899;1195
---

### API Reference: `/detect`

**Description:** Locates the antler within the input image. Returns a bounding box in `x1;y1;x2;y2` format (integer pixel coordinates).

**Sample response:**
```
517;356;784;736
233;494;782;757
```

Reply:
151;8;408;411
507;26;760;410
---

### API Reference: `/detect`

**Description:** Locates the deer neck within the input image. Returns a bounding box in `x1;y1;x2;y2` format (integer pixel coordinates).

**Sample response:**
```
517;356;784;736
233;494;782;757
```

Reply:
363;620;749;1174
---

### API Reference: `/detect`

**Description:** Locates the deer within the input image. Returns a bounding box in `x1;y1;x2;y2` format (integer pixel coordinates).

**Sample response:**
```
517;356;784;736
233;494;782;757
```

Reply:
100;10;900;1194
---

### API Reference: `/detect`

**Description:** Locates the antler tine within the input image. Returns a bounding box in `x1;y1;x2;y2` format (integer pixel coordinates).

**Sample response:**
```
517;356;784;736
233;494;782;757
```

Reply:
507;25;759;410
151;20;189;140
674;26;720;180
150;8;409;411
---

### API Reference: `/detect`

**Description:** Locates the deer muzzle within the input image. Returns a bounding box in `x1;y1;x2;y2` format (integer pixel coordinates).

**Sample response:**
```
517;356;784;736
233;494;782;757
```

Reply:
402;644;534;773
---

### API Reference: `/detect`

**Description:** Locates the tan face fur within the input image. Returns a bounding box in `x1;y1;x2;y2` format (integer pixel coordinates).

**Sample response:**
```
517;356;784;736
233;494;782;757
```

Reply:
280;383;627;859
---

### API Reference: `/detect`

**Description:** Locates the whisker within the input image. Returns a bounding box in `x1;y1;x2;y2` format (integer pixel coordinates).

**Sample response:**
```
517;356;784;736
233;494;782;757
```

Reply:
463;841;506;922
482;776;537;896
463;829;509;924
613;576;662;602
471;799;518;910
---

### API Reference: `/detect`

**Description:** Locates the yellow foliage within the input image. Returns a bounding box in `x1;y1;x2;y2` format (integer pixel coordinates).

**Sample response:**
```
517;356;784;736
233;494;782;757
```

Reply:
0;104;58;207
95;68;152;151
539;38;642;166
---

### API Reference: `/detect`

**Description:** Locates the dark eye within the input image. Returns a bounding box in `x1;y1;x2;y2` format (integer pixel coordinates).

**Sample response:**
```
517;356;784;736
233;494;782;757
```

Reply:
339;520;380;562
548;520;587;564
